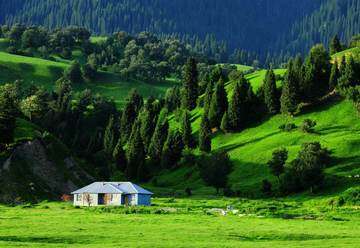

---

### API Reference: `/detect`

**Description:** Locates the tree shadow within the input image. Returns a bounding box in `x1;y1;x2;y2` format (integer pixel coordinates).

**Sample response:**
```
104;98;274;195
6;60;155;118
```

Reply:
218;131;281;153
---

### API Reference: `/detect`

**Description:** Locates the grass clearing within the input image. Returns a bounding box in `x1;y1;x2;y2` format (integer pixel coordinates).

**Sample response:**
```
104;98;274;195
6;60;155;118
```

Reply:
0;199;358;247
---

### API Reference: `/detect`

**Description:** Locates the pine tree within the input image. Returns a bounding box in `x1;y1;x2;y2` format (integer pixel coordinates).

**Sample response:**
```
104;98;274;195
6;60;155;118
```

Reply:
220;111;230;133
140;107;156;151
112;137;126;171
183;58;198;110
330;35;342;55
181;110;195;148
199;114;212;152
281;60;299;115
329;61;339;90
339;56;358;88
161;129;184;169
228;75;253;131
148;108;169;165
125;119;145;180
203;82;213;116
120;90;143;143
263;69;279;114
103;115;115;155
208;78;228;128
303;44;331;99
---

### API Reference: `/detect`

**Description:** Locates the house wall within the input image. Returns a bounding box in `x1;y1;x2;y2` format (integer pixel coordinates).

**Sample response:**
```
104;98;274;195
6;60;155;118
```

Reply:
107;193;122;206
137;194;151;206
73;193;98;206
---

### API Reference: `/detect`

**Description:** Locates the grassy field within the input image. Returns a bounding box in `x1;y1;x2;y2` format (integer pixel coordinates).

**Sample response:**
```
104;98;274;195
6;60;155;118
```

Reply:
0;51;175;107
0;198;359;248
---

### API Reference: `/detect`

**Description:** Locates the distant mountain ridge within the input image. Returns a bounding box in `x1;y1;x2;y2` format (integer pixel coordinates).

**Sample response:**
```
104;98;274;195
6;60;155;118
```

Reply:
1;0;359;62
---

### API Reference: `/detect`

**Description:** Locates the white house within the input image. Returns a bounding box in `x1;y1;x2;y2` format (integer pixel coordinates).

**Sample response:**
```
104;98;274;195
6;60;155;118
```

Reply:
71;182;153;206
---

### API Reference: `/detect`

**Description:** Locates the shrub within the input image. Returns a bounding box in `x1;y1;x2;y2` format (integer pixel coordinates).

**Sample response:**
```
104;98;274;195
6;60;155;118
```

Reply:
279;123;297;132
300;119;317;133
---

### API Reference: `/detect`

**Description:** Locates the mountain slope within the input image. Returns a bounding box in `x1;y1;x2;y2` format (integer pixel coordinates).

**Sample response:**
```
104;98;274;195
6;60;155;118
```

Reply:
0;0;322;55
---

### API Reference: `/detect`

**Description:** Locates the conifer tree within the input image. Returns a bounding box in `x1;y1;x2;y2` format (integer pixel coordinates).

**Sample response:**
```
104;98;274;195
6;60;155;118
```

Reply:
228;75;253;131
220;111;230;133
125;119;145;180
263;69;279;114
161;129;184;169
183;58;198;110
113;137;126;171
120;90;143;143
339;56;347;76
103;115;115;155
303;44;331;99
281;60;299;115
181;110;195;148
339;56;357;88
199;114;212;152
148;109;169;165
208;78;228;128
203;82;213;116
330;35;342;55
329;61;339;90
140;107;156;151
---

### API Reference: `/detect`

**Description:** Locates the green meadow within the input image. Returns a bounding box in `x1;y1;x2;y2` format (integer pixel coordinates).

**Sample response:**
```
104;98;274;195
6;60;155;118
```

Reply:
0;49;175;107
0;198;359;248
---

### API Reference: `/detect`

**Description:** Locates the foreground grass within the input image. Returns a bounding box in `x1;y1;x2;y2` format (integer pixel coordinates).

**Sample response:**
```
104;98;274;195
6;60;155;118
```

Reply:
0;199;359;248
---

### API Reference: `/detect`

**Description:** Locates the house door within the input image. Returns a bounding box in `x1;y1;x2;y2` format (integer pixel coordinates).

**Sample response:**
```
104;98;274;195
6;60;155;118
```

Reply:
98;194;105;205
122;195;130;206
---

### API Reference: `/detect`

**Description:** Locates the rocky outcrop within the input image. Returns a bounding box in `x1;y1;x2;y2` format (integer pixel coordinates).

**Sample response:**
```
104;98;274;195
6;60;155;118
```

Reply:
0;139;93;203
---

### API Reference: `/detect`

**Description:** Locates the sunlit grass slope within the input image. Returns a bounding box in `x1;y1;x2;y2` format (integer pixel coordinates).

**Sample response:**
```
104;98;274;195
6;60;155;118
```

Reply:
0;51;175;107
159;68;359;196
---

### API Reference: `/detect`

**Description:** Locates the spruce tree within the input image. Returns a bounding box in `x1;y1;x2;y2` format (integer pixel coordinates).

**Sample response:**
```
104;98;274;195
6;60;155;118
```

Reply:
203;82;213;116
208;78;228;128
263;69;279;114
220;111;230;133
228;75;253;131
199;114;212;152
181;110;195;148
303;44;331;100
329;61;339;90
120;90;143;143
148;108;169;165
125;119;145;180
183;58;198;110
161;129;184;169
281;60;299;115
330;35;342;55
140;107;156;151
339;56;357;88
113;137;126;171
103;115;115;155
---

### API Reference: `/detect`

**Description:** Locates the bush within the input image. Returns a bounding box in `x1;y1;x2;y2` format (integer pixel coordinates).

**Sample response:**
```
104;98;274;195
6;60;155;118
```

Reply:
341;187;360;205
279;123;297;132
300;119;317;133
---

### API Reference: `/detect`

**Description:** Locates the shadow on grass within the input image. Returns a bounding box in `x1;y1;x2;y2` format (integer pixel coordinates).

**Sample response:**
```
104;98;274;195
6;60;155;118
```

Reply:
0;235;92;244
228;233;349;242
218;131;281;152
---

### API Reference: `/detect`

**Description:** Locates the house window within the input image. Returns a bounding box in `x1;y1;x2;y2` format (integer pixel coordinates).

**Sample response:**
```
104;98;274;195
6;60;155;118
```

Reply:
76;194;82;201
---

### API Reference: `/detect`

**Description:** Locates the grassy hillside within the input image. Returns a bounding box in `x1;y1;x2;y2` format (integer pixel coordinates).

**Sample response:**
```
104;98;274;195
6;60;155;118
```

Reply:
157;68;359;197
0;50;175;107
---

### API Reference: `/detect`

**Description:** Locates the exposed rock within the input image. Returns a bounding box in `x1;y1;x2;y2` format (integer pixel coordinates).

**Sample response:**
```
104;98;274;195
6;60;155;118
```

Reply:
0;139;93;203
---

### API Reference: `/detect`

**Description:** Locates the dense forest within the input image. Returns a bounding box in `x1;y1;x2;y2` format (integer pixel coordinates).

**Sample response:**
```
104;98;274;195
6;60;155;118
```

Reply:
1;0;360;66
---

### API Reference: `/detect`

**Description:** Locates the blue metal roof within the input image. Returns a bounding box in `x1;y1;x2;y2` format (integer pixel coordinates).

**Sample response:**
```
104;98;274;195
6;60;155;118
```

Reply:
71;182;153;195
